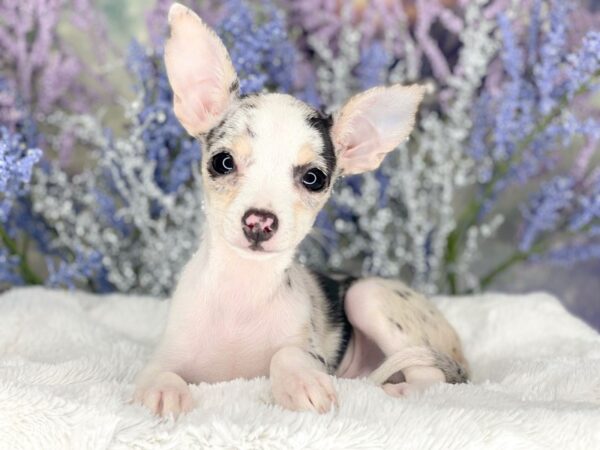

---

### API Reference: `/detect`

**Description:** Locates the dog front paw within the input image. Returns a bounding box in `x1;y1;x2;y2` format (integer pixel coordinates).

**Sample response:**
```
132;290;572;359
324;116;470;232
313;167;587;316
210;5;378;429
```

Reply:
272;369;338;413
133;371;194;417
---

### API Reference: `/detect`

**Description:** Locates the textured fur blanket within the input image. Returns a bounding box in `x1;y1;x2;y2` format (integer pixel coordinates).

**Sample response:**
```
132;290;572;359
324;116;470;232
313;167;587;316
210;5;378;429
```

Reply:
0;287;599;449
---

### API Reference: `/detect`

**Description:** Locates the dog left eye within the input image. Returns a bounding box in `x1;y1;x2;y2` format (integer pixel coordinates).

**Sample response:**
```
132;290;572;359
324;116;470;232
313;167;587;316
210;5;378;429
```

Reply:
301;168;327;192
211;151;236;176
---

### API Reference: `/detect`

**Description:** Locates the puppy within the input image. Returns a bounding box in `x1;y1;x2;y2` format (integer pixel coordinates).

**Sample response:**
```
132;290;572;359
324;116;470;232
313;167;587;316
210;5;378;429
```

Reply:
133;3;468;416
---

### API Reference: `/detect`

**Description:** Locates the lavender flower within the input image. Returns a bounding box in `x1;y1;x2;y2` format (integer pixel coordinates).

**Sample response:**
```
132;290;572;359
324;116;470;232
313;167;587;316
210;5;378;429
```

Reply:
128;41;201;195
356;41;390;90
46;250;103;289
0;127;42;221
569;178;600;232
534;0;569;114
565;31;600;98
541;243;600;265
519;177;575;252
0;77;24;128
0;248;22;285
218;0;297;94
0;0;106;118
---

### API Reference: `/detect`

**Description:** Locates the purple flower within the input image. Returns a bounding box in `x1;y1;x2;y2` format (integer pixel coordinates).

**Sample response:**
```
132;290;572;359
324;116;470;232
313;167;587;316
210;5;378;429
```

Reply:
127;41;201;194
565;31;600;98
492;14;528;161
569;178;600;232
0;0;106;118
46;250;104;289
217;0;297;95
540;242;600;265
0;77;24;128
534;0;569;114
0;248;23;285
519;176;575;252
0;127;42;221
356;41;390;90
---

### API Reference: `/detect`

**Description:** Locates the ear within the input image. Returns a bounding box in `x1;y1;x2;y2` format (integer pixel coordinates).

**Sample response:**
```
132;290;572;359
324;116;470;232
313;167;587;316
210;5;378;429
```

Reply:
165;3;238;136
331;84;425;175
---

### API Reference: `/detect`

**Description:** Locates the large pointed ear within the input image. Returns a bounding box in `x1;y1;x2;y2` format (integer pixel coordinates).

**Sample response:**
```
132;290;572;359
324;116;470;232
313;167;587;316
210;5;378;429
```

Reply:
331;84;424;175
165;3;238;136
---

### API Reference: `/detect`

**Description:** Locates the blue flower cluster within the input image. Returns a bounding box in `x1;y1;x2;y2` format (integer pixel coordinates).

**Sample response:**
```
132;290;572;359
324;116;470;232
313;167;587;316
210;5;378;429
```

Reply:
519;176;574;252
128;40;201;196
465;0;600;265
0;127;42;222
0;126;41;284
0;81;107;289
217;0;297;94
45;250;104;289
357;41;390;90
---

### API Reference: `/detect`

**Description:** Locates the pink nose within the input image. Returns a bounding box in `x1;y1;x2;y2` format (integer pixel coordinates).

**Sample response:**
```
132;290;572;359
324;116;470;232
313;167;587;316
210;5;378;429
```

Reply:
242;209;279;244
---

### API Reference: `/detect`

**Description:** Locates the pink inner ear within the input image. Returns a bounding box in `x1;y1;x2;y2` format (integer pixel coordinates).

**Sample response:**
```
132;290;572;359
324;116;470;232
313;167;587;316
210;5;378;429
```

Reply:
165;4;238;136
332;85;424;175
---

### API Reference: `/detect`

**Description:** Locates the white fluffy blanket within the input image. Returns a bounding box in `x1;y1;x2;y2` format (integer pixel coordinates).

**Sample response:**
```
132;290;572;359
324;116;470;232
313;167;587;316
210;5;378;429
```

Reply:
0;287;599;449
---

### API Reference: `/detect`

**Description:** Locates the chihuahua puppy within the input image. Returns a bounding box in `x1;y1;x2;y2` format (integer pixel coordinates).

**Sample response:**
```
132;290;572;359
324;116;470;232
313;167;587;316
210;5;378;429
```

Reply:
133;3;468;416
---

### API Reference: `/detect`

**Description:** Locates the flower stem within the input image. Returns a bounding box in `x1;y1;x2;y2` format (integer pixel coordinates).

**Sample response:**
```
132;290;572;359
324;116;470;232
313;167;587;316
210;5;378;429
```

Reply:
477;241;549;290
0;224;43;285
444;72;600;294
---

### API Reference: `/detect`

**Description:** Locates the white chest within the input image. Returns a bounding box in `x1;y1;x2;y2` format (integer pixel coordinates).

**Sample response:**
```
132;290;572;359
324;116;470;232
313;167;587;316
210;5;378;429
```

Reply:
176;290;309;383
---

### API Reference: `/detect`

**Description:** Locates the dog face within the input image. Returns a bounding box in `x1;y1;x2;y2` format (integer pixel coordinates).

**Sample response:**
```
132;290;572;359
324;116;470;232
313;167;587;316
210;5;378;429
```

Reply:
165;3;424;257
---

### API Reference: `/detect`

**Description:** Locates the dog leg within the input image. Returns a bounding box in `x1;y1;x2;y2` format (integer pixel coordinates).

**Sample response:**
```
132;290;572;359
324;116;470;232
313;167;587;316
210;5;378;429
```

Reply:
270;346;338;413
344;278;465;396
382;366;445;397
133;367;194;417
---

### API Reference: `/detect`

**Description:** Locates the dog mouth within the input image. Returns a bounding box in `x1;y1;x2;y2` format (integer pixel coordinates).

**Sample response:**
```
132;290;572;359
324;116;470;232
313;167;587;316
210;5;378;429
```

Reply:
225;238;283;258
248;242;265;252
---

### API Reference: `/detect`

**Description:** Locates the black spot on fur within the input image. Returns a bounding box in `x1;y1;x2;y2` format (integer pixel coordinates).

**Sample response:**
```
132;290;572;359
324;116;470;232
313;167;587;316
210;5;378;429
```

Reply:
206;118;228;149
432;350;469;384
310;270;357;370
308;351;327;367
239;94;259;108
229;79;239;94
395;289;409;300
393;320;403;331
307;110;335;176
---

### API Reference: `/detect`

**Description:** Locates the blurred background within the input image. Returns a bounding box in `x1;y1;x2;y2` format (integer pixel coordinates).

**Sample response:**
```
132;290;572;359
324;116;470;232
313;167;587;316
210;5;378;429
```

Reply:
1;0;599;329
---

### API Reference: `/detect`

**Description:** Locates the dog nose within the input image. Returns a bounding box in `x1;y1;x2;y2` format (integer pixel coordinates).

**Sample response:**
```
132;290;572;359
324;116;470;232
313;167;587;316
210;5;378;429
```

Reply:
242;209;279;244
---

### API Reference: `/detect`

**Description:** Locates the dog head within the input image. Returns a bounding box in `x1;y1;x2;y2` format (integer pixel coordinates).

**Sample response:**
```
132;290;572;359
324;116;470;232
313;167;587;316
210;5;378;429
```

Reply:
165;3;424;258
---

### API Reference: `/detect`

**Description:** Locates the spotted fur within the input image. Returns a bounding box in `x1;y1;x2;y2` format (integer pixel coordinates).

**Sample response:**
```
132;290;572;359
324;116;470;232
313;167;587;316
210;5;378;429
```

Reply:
134;3;467;418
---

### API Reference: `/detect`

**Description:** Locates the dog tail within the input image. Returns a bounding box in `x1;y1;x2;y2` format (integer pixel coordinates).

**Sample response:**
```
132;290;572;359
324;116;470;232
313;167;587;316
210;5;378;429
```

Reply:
368;346;469;385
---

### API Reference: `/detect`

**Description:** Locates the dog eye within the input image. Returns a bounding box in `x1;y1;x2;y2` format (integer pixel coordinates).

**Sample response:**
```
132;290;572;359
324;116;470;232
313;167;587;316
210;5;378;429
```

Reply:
211;152;235;175
301;168;327;192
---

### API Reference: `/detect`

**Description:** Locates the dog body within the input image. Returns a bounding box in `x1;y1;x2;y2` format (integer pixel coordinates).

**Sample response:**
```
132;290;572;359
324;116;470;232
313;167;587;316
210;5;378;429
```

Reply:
134;3;468;416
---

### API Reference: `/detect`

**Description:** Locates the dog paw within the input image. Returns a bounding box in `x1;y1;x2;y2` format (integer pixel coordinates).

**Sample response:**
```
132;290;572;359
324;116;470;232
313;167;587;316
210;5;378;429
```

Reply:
272;369;338;413
382;380;434;398
382;381;414;397
133;371;194;417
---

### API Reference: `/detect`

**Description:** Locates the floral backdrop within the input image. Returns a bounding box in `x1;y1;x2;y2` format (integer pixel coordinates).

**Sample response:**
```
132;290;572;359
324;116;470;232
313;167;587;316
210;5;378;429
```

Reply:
1;0;599;328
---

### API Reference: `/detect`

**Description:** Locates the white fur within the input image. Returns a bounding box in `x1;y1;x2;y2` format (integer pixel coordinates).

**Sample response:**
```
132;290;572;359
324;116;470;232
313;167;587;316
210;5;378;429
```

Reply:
332;84;425;174
134;3;429;416
1;287;599;448
204;94;328;254
165;3;238;135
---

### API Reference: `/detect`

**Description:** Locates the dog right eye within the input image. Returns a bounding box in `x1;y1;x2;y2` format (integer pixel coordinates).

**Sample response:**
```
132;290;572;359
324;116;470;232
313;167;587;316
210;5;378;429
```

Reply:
211;152;236;175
